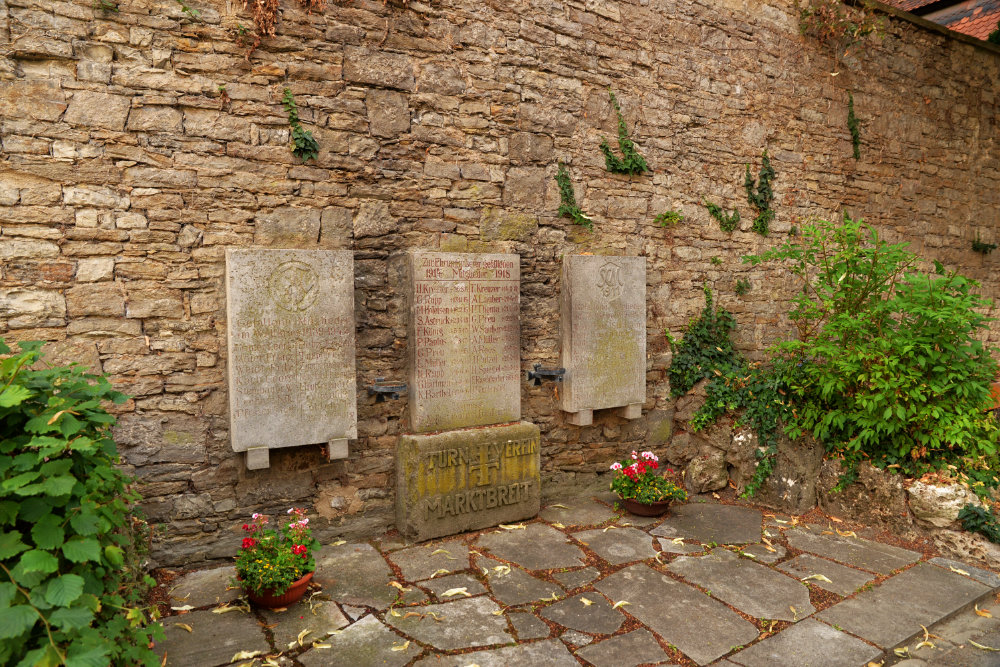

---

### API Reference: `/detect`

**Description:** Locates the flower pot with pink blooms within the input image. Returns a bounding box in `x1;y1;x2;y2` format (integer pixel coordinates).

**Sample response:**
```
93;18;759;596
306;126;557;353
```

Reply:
609;450;687;517
234;508;320;608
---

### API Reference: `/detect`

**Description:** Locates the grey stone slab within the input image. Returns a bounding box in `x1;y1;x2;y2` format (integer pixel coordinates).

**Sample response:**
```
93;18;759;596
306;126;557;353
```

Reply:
539;498;618;527
785;528;921;575
561;629;593;647
553;567;600;590
226;249;356;460
817;562;991;648
407;251;521;433
575;629;675;667
595;564;759;666
299;614;420;667
476;523;586;571
740;543;786;564
168;566;239;608
313;542;396;609
657;537;705;555
387;540;471;581
395;422;540;541
560;255;646;413
261;596;350;649
384;595;511;650
421;572;486;599
540;593;625;635
910;616;1000;666
668;548;814;622
777;553;876;596
342;605;366;621
929;557;1000;587
616;513;663;528
509;611;550;640
412;639;578;666
478;555;564;606
727;618;882;667
653;503;762;545
574;526;658;565
157;608;269;667
397;586;429;605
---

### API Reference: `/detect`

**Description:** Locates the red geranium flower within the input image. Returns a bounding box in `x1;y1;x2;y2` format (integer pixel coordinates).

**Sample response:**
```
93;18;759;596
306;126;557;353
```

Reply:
241;537;256;550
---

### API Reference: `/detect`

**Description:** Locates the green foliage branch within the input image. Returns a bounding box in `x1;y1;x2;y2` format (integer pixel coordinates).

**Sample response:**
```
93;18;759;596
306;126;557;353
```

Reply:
847;93;861;160
555;162;593;230
734;278;751;296
655;210;684;227
667;285;741;398
796;0;886;58
989;20;1000;44
704;199;740;232
958;503;1000;543
0;340;162;667
744;151;776;236
599;90;649;176
282;89;320;163
972;235;997;255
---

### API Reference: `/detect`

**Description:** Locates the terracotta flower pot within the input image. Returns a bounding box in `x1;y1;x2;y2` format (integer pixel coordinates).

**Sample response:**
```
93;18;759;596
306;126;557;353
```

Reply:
620;496;673;517
244;571;313;609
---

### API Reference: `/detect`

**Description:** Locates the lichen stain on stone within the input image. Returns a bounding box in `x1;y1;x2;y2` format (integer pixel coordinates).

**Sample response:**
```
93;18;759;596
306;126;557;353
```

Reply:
479;206;538;242
163;430;196;446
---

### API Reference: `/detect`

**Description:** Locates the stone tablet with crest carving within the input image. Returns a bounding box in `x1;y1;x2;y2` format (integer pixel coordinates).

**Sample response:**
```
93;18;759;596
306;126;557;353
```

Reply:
407;252;521;433
226;249;357;457
560;255;646;415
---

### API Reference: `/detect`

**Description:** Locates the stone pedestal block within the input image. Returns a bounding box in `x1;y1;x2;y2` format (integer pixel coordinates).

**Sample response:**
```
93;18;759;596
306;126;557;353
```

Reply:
396;422;540;541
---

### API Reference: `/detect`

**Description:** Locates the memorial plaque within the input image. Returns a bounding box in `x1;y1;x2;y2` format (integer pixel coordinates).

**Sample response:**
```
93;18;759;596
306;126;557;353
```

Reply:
407;252;521;433
396;422;540;541
560;255;646;425
226;249;356;469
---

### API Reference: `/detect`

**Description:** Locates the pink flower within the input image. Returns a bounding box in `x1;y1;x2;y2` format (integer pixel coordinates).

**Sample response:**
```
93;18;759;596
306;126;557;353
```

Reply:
251;513;261;519
610;462;623;471
640;451;658;462
631;450;638;460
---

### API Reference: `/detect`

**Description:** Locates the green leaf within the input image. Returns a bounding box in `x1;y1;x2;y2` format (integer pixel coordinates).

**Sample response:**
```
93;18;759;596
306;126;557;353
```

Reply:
48;604;94;631
62;536;101;563
31;515;65;550
0;605;37;638
0;531;28;559
65;643;110;667
0;501;17;525
0;581;16;607
18;549;60;574
0;385;32;407
40;475;77;497
44;574;85;607
70;511;101;536
104;545;124;567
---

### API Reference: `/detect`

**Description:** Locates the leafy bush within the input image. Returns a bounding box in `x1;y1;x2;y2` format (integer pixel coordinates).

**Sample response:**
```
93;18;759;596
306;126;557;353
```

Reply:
0;340;162;667
958;503;1000;543
746;217;1000;492
667;285;741;397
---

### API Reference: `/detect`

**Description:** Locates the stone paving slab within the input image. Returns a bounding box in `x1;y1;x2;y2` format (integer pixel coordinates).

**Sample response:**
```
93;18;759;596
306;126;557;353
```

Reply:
299;614;420;667
652;503;762;545
477;555;563;605
509;611;550;639
387;540;471;581
595;564;759;665
740;543;786;564
561;629;593;647
539;498;618;526
777;553;876;596
727;618;882;667
412;639;578;666
476;523;586;570
817;562;991;647
574;628;676;666
539;592;625;635
313;542;396;609
904;605;1000;665
168;566;240;609
384;595;511;650
553;566;600;590
420;572;487;599
785;527;921;575
157;609;269;667
261;595;349;648
573;526;658;564
668;548;814;622
657;537;705;555
929;556;1000;587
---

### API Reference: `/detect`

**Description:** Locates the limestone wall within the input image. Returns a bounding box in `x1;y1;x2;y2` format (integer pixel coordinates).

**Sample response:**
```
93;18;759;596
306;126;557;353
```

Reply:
2;0;999;564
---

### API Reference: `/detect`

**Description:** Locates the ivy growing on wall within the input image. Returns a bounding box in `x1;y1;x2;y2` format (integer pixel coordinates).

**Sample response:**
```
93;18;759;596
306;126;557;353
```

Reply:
704;200;740;232
972;235;997;255
847;93;861;160
745;151;776;236
655;210;683;227
555;162;593;230
599;90;649;176
282;89;320;163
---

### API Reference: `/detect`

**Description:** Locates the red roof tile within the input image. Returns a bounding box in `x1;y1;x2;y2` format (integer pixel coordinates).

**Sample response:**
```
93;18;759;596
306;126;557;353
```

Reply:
935;0;1000;38
888;0;941;12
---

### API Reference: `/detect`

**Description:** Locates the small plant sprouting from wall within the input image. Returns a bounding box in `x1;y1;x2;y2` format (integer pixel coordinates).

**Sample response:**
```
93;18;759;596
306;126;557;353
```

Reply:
599;90;649;176
655;210;684;227
735;278;751;296
796;0;886;59
556;162;593;230
745;151;776;236
847;93;861;160
282;89;320;163
710;256;723;266
93;0;119;11
972;235;997;255
704;199;740;232
175;0;201;19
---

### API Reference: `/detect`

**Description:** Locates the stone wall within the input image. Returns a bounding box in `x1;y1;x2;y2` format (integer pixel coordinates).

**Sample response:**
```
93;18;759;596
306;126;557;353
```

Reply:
1;0;999;565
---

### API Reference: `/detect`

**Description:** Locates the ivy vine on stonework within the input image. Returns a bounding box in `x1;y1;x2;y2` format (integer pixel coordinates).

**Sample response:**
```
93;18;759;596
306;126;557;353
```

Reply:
282;89;320;162
599;90;649;176
847;92;861;160
745;150;776;236
555;162;593;230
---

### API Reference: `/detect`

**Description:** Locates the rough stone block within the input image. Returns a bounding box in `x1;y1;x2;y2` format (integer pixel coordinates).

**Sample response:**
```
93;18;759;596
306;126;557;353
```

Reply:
366;89;410;138
125;288;184;319
66;283;125;317
353;200;395;239
395;421;540;541
254;207;321;246
0;80;67;121
343;47;414;90
64;90;131;131
0;288;66;327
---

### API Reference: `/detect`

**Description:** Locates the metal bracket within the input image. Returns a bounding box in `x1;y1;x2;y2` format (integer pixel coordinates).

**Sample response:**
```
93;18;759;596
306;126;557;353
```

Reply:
527;363;565;386
367;378;407;402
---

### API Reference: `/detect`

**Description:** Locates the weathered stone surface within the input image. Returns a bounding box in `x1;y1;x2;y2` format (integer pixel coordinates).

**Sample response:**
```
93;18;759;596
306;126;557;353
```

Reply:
669;548;814;622
741;543;786;564
388;540;471;581
167;566;239;608
508;611;550;640
817;563;991;648
343;47;415;90
299;615;419;667
64;90;130;130
817;461;912;531
407;251;521;432
657;537;705;555
574;526;657;564
253;207;321;246
753;432;824;513
421;572;487;599
553;566;600;589
907;481;982;528
156;609;268;667
0;288;65;327
685;450;729;493
560;255;646;414
352;200;395;239
412;639;577;666
575;629;674;667
538;498;617;527
539;593;625;635
395;422;540;541
928;557;1000;587
385;596;511;649
479;556;564;606
653;503;762;545
728;618;882;667
261;596;350;647
313;543;396;609
777;553;876;596
366;89;410;138
932;529;1000;571
595;564;759;666
476;523;586;571
785;527;921;575
226;249;356;460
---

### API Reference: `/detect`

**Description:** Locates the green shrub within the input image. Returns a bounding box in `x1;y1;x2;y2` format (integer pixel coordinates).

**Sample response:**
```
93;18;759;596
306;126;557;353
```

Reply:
0;340;162;667
958;503;1000;543
667;285;741;397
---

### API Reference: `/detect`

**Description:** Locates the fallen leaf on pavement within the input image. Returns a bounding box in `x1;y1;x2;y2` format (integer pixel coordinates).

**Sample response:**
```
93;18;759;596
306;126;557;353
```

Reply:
170;605;195;612
971;640;1000;651
331;540;346;546
297;629;311;646
498;523;525;530
549;504;569;509
552;522;566;529
612;601;630;610
391;641;410;652
976;604;993;618
580;598;593;606
950;566;971;577
230;650;263;662
801;574;833;584
174;623;193;633
430;569;450;578
441;587;471;598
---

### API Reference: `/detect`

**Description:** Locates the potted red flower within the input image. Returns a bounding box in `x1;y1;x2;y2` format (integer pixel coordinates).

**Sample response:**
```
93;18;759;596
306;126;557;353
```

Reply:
234;508;320;608
610;451;687;516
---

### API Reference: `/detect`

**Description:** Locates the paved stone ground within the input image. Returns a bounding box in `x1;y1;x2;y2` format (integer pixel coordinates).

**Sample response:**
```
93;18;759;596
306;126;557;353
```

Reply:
155;497;1000;667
